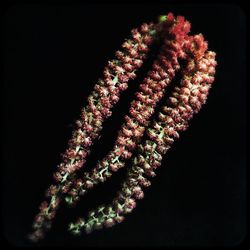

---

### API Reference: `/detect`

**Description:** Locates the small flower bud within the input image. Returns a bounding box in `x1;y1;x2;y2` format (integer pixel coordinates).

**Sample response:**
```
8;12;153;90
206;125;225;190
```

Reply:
121;149;132;159
79;188;87;196
110;94;120;104
133;186;144;199
123;63;134;72
122;126;133;137
115;215;125;223
138;43;148;52
34;215;44;224
125;198;136;210
129;48;138;58
138;176;151;187
149;70;161;81
85;180;94;189
39;201;48;211
146;169;156;177
127;72;137;79
53;172;62;182
122;41;133;50
28;229;44;242
140;23;149;33
47;211;56;220
118;82;128;91
46;185;57;197
143;34;153;45
169;97;178;106
51;197;60;209
75;120;82;128
115;50;124;60
131;28;142;42
133;59;143;68
122;55;133;64
179;94;189;104
108;161;117;171
118;74;129;83
94;222;103;230
104;218;115;228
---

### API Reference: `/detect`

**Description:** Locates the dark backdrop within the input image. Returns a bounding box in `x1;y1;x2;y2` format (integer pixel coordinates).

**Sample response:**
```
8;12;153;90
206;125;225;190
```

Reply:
1;3;246;247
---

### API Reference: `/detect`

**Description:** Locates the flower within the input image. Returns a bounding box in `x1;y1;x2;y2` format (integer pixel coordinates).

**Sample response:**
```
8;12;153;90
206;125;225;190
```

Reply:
84;180;94;189
104;218;115;228
133;186;144;199
114;215;125;223
125;198;136;210
31;12;217;241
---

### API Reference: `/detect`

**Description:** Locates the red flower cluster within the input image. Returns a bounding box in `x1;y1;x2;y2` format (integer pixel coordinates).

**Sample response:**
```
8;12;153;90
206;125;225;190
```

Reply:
64;14;192;206
56;22;157;180
29;20;158;242
68;37;217;235
29;12;217;241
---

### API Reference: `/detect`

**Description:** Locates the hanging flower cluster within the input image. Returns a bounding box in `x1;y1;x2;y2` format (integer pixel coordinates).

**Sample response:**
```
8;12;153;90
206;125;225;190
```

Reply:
63;13;191;206
29;19;158;241
29;12;217;242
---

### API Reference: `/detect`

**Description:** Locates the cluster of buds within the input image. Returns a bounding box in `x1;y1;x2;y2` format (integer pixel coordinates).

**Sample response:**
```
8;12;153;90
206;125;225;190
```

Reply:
64;13;192;206
29;21;159;242
55;22;158;180
30;12;217;242
68;34;217;235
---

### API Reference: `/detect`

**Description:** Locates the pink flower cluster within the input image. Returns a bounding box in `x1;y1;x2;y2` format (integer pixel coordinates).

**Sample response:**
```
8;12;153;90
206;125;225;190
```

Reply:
29;12;217;241
68;37;217;235
29;20;158;242
64;14;191;206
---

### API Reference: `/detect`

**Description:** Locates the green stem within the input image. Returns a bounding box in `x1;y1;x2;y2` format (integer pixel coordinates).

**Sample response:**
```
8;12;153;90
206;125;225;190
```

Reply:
62;172;69;183
99;166;108;176
113;75;118;85
159;129;165;139
112;155;120;163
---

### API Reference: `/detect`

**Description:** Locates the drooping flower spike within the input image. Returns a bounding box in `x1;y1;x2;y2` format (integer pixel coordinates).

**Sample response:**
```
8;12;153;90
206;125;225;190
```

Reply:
28;21;160;242
29;12;216;242
68;37;217;235
29;14;176;242
64;13;191;206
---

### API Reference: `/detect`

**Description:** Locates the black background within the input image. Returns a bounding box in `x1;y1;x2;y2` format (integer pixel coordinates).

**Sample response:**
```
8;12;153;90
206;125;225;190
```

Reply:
1;2;246;247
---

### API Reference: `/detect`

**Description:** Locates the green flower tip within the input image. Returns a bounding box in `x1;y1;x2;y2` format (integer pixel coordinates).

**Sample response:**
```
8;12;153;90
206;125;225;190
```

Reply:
68;223;75;231
158;15;167;23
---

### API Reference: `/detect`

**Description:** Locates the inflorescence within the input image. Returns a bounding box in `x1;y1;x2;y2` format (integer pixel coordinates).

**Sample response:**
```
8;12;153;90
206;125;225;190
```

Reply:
29;12;217;242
